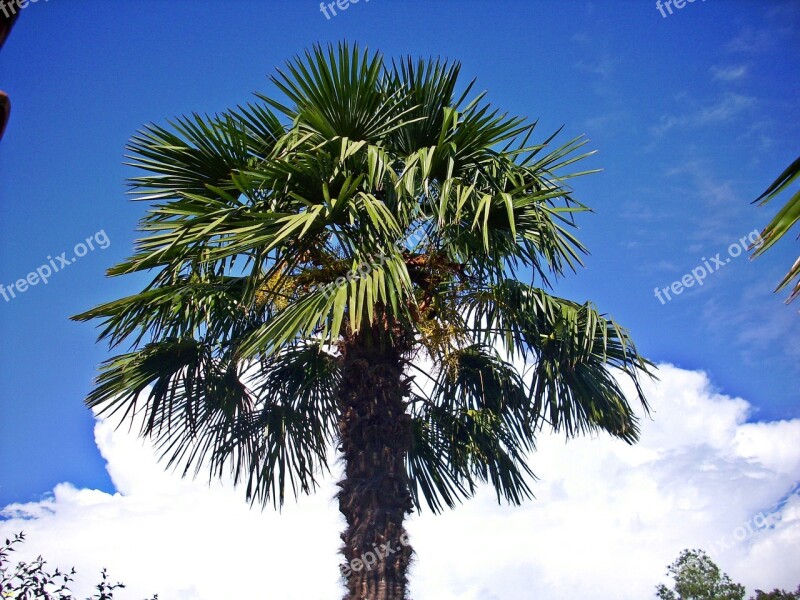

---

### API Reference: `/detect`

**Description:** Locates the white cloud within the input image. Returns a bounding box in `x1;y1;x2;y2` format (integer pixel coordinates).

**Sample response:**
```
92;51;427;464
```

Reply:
710;65;749;83
650;93;755;137
1;364;799;599
574;55;615;78
725;28;776;54
664;160;742;211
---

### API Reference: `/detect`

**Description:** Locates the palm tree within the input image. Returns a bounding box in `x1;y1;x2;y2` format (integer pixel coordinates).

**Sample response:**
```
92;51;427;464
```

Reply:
750;155;800;303
74;43;653;600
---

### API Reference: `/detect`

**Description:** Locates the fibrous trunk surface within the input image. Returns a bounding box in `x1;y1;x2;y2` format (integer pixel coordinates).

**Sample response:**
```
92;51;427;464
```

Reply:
337;335;413;600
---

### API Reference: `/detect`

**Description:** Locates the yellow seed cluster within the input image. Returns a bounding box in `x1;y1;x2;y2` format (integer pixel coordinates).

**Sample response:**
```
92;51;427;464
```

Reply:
417;302;467;380
255;270;296;311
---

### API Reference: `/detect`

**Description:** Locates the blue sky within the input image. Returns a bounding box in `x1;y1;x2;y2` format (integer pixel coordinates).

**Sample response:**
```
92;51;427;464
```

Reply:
0;2;798;597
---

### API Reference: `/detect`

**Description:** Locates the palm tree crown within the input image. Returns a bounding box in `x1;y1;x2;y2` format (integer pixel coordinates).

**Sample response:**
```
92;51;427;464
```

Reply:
75;42;653;598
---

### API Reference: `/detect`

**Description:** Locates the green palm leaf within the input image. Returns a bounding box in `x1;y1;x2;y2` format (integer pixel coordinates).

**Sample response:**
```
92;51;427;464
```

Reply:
751;154;800;303
75;42;653;538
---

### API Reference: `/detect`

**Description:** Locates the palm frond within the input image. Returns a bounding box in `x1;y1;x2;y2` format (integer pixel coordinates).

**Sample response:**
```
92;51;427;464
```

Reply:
76;41;653;513
266;43;415;143
461;281;653;443
751;154;800;302
407;397;535;513
126;110;281;203
87;338;339;508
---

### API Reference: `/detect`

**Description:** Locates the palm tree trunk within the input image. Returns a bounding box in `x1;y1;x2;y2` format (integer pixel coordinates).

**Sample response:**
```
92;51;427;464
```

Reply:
336;334;413;600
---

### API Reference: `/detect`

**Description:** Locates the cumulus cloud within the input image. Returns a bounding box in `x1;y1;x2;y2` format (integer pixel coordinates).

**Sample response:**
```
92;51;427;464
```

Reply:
1;364;798;599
